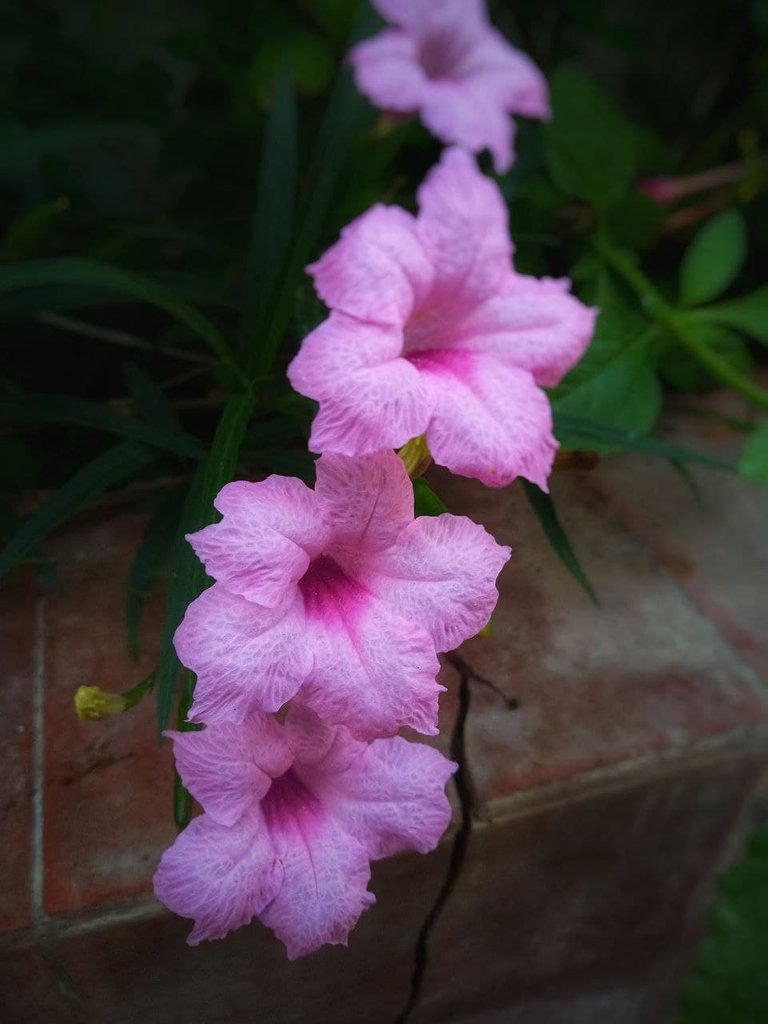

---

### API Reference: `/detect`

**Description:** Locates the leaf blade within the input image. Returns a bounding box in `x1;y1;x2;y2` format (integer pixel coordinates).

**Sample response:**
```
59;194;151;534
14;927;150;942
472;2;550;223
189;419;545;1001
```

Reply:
553;412;734;470
688;286;768;345
522;481;599;605
239;63;298;364
0;441;158;580
679;209;747;307
738;423;768;483
0;258;243;379
0;391;204;460
155;391;255;733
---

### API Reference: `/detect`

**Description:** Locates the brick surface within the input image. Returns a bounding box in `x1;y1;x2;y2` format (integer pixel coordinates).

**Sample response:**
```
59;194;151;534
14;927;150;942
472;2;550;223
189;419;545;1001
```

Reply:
592;396;768;683
0;946;80;1023
0;570;36;933
413;755;764;1024
0;386;767;1022
42;513;175;915
432;467;767;817
28;847;451;1024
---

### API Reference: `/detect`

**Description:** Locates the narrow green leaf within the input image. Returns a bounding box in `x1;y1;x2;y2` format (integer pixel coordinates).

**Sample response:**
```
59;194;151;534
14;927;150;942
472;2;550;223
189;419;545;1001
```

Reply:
239;64;297;365
126;487;186;657
413;478;447;517
522;481;598;604
0;391;204;460
173;673;200;831
0;259;244;381
155;391;255;733
0;441;157;580
688;286;768;345
659;324;754;392
543;67;635;208
122;362;182;435
249;10;375;379
0;197;70;262
738;423;768;483
679;209;747;307
553;412;735;471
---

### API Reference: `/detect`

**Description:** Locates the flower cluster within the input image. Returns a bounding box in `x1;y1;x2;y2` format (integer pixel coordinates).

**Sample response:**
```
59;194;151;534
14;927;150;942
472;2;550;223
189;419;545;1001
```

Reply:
154;0;595;960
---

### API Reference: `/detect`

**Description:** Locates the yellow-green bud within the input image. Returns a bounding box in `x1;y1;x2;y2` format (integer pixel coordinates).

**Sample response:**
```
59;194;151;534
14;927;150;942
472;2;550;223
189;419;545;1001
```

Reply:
74;686;127;721
397;433;433;480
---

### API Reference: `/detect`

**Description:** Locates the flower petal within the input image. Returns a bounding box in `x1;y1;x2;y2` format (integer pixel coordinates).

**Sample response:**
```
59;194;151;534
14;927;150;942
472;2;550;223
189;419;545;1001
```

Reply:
422;81;515;173
460;30;550;119
287;313;433;455
284;703;365;775
416;147;513;303
301;599;443;740
421;350;557;488
187;476;324;608
314;734;456;860
260;807;375;960
368;513;511;651
175;585;312;724
314;450;415;553
166;717;293;827
153;808;283;946
349;31;427;113
372;0;487;35
307;204;433;325
454;275;598;387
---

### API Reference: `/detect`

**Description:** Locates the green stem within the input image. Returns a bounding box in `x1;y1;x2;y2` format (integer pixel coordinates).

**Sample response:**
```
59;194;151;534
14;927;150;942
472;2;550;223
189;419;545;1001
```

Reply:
592;236;768;411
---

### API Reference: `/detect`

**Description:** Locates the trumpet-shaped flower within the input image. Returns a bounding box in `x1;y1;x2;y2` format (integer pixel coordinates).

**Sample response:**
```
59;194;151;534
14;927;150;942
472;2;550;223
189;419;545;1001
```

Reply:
288;148;596;489
349;0;550;173
154;706;456;958
174;449;510;738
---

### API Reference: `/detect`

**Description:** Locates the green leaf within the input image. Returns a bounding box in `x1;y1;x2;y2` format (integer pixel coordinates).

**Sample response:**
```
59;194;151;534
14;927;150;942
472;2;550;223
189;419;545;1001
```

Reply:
413;478;447;517
543;67;635;208
248;9;375;379
602;191;665;251
0;198;70;262
522;481;598;604
553;270;662;448
0;441;158;581
555;343;662;447
0;391;204;460
248;31;334;101
678;826;768;1023
738;423;768;483
0;259;243;381
122;363;182;435
679;210;747;307
240;64;297;367
688;286;768;344
553;413;734;471
126;487;186;657
155;391;255;733
173;673;201;831
660;325;754;392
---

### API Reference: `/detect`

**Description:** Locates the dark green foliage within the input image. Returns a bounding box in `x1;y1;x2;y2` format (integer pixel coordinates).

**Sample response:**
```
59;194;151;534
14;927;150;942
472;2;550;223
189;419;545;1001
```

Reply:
543;67;635;208
679;210;748;308
522;482;598;604
677;827;768;1023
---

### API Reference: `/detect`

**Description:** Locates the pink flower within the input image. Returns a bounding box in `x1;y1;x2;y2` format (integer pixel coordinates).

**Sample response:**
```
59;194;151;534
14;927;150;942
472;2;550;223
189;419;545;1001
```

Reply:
349;0;550;173
174;449;510;738
154;706;456;958
288;148;596;489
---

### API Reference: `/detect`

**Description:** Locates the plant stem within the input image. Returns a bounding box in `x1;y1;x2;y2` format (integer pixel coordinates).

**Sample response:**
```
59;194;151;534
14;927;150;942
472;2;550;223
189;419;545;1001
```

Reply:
592;236;768;411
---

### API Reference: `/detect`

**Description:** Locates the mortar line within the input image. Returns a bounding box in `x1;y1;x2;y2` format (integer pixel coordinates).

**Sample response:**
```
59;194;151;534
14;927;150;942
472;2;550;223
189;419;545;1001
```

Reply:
31;593;47;927
395;665;474;1023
